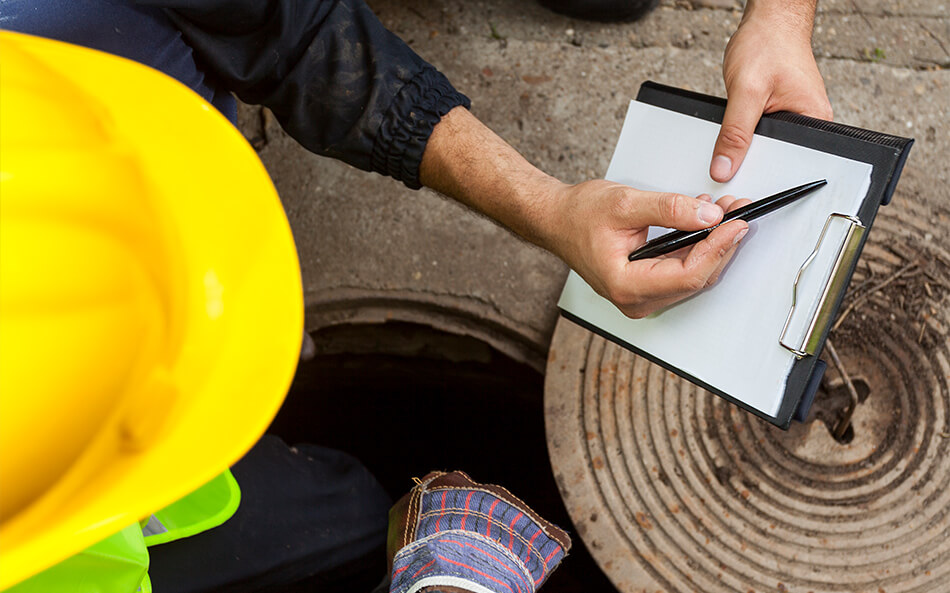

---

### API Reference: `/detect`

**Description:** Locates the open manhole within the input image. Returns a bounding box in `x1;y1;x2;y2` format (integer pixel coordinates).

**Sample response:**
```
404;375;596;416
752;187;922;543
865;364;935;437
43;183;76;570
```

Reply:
545;198;950;592
267;321;616;592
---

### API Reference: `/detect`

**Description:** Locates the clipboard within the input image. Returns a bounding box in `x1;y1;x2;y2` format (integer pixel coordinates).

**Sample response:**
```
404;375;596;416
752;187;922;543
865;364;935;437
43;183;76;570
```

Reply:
557;81;913;429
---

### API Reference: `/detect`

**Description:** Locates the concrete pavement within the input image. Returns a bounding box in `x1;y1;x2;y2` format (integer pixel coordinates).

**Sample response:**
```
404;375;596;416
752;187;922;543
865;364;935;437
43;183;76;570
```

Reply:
238;0;949;371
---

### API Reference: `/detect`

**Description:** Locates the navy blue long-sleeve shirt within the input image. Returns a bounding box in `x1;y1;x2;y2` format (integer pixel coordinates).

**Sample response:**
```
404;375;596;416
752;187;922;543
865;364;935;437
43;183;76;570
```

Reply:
1;0;470;188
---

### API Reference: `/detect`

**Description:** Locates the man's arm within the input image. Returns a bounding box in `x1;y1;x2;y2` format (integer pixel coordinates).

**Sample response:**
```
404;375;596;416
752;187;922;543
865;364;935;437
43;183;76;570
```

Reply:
142;0;470;189
710;0;833;182
149;0;749;318
421;107;749;319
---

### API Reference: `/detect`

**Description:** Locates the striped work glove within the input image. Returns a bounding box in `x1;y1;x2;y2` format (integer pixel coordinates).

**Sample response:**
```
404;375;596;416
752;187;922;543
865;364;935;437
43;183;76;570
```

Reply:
387;471;571;593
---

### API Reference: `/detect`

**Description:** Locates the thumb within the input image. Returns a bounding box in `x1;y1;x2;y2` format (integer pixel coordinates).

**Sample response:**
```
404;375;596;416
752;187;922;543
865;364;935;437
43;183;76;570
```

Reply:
624;191;724;231
710;87;766;182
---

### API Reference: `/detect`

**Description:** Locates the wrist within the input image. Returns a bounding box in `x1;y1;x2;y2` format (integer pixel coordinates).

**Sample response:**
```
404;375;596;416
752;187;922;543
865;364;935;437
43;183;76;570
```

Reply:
420;107;569;253
741;0;816;39
514;174;572;255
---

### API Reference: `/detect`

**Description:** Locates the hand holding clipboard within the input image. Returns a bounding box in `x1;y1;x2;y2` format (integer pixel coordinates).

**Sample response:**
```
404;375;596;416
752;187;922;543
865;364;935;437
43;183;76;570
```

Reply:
558;82;913;428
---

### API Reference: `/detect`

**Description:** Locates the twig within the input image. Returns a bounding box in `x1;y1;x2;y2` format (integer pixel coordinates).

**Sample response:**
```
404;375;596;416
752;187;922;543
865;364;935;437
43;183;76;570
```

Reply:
921;23;950;58
851;0;873;29
886;242;917;263
833;261;918;332
850;261;878;294
826;340;860;440
924;269;950;291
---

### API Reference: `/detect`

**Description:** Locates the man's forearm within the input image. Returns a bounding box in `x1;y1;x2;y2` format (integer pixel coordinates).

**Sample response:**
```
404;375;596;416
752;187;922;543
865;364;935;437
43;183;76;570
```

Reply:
418;106;751;320
418;106;565;253
741;0;817;35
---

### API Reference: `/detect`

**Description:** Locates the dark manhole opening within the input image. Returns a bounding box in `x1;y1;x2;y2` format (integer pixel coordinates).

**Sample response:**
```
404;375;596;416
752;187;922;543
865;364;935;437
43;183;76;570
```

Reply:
268;321;616;593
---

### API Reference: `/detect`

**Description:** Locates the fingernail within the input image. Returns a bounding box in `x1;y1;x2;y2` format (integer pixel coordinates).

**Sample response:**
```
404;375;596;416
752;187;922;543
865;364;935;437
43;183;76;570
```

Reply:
733;228;748;245
711;155;732;181
698;203;722;225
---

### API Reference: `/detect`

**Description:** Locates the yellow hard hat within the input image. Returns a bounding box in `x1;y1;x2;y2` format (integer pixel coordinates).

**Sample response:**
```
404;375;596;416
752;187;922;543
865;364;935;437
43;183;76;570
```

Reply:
0;31;303;588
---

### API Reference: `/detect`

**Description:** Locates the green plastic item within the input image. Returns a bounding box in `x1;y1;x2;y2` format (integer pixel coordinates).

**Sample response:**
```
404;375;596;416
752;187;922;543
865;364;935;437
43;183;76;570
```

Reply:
143;470;241;547
5;523;151;593
3;471;239;593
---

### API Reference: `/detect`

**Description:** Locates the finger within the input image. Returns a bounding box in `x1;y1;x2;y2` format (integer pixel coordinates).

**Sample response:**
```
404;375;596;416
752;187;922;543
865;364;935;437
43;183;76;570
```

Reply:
617;293;685;320
623;191;724;231
706;230;746;285
684;220;749;280
727;197;752;213
710;84;767;182
697;193;713;203
706;248;739;286
640;197;751;261
715;195;752;213
620;219;749;302
715;194;739;212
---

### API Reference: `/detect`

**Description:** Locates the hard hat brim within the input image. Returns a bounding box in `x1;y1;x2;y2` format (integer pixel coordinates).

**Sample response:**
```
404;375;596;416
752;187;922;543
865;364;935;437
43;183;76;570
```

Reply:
0;32;304;587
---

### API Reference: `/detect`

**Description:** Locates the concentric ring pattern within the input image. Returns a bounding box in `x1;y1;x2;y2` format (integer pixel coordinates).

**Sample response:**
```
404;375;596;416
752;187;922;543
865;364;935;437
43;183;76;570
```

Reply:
545;196;950;593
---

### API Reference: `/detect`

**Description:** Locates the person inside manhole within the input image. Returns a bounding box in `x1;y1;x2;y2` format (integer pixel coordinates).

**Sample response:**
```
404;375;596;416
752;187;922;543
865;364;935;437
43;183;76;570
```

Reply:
0;0;832;591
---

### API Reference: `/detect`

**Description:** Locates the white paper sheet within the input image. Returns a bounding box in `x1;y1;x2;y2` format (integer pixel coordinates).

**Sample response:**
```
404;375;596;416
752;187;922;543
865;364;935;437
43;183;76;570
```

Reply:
558;101;872;417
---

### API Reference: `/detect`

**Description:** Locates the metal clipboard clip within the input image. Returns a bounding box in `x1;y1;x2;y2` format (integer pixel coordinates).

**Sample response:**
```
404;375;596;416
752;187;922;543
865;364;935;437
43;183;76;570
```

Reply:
780;213;866;358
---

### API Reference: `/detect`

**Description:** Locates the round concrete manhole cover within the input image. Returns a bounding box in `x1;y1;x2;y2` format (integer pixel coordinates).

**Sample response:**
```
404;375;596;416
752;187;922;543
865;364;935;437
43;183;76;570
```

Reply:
545;199;950;592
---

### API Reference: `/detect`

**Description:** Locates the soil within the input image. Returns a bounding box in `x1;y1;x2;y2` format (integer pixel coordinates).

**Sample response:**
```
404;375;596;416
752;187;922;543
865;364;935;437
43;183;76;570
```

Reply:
828;210;950;369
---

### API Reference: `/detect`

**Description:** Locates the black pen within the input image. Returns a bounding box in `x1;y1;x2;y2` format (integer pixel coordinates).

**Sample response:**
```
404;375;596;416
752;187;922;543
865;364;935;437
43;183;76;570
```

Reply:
628;179;828;262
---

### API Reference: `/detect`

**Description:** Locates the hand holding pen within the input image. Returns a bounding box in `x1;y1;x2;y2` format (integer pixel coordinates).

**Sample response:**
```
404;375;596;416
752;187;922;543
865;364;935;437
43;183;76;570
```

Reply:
629;180;827;261
540;180;753;319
